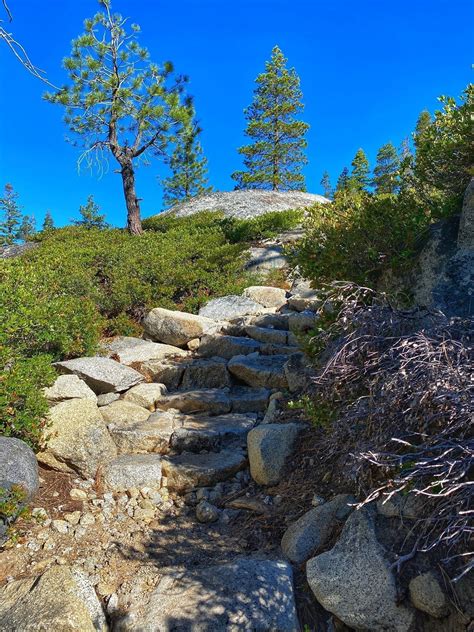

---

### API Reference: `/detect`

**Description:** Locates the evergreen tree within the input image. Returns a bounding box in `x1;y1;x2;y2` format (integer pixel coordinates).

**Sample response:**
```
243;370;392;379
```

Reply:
232;45;309;191
350;148;370;190
414;110;432;150
42;210;54;231
45;1;191;235
73;195;108;229
335;166;350;192
0;183;22;245
320;171;332;199
372;142;400;194
161;115;212;208
398;138;414;192
18;215;36;241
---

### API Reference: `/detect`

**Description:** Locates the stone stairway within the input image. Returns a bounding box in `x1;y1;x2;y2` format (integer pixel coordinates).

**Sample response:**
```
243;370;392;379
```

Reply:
43;284;320;630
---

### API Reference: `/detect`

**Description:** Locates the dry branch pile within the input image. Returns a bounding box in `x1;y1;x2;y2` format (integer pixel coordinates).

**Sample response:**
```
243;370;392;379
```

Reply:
307;282;473;581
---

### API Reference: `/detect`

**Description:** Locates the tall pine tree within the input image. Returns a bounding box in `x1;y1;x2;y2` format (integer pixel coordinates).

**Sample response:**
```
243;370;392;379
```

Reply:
42;210;55;231
232;45;309;191
161;114;212;208
372;142;400;194
335;167;350;193
0;183;22;245
414;110;432;150
350;148;370;191
18;215;36;241
320;171;332;199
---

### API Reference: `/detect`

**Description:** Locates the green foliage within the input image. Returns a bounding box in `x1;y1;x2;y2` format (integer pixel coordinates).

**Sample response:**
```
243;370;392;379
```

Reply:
44;1;192;232
0;485;28;523
335;166;350;193
350;148;370;191
42;210;55;231
290;190;432;286
0;183;23;245
221;209;303;243
73;195;108;229
161;111;212;208
414;85;473;203
372;142;400;194
320;171;332;199
18;215;36;241
232;45;309;191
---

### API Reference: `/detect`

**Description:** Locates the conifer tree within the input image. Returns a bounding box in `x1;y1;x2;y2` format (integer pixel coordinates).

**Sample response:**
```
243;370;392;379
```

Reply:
45;0;191;235
73;195;108;229
42;210;54;231
398;138;414;192
232;45;309;191
161;115;212;208
320;171;332;199
335;166;350;193
350;148;370;191
0;183;22;245
18;215;36;241
372;142;400;194
414;110;432;150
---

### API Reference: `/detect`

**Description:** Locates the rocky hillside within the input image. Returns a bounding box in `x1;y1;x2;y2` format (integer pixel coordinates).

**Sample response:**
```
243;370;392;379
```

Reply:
162;189;329;219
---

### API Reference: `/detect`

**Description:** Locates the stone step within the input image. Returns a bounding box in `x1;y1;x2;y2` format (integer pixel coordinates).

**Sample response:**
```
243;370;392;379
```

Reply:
180;357;231;390
117;558;299;631
229;386;270;413
244;325;288;345
198;334;260;359
228;353;289;389
156;388;232;415
260;343;300;356
108;410;182;454
169;412;258;453
161;449;247;492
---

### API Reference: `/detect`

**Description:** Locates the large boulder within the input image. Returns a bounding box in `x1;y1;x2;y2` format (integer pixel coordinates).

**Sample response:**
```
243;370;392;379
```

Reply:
55;356;144;394
0;437;39;500
199;295;264;321
143;308;218;346
38;399;117;478
306;507;414;631
100;399;151;427
43;375;97;405
101;336;187;366
116;558;299;631
122;383;168;410
243;286;288;309
0;566;106;632
198;334;261;359
247;423;302;485
281;494;355;564
109;410;181;454
228;353;288;389
103;454;162;491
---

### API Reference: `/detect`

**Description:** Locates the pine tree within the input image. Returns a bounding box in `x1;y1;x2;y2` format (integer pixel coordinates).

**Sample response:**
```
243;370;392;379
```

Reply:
414;110;432;150
45;1;191;235
320;171;332;199
372;142;400;194
232;45;309;191
0;183;22;245
398;138;414;192
73;195;108;229
161;115;212;208
18;215;36;241
335;167;350;193
42;210;54;231
350;148;370;191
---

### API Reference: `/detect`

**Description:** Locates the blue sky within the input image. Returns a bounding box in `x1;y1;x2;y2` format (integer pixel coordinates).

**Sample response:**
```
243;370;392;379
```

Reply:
0;0;472;228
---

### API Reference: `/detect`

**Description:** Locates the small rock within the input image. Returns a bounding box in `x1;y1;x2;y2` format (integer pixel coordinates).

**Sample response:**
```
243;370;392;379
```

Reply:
79;513;96;527
0;437;39;500
409;572;448;618
64;511;81;525
96;392;120;407
195;500;219;523
51;519;69;534
311;494;325;507
187;338;201;351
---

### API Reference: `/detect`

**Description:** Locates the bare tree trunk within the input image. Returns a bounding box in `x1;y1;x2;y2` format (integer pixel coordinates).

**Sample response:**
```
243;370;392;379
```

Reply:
121;161;143;235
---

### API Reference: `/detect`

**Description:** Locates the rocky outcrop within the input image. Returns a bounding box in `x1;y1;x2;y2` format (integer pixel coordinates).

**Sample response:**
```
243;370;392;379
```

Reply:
143;307;219;346
0;566;106;632
38;399;117;478
0;437;39;500
161;189;328;219
307;507;414;631
55;356;144;394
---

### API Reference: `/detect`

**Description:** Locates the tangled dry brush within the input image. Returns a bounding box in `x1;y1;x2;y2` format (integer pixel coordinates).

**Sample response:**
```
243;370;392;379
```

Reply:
308;283;473;581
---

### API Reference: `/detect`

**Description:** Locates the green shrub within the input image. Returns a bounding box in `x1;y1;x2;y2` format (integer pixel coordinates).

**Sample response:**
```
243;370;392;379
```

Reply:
221;209;303;243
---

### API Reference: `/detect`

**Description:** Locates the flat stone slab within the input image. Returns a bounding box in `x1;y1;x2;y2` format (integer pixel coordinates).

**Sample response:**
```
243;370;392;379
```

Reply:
122;383;168;409
198;295;265;320
162;449;247;492
251;312;290;330
157;388;232;415
101;336;187;366
245;325;288;345
103;454;162;491
170;413;257;452
230;386;270;413
180;357;231;390
109;410;182;454
243;286;288;309
55;356;144;394
43;375;97;404
119;558;299;631
246;245;287;273
228;353;288;389
199;334;261;360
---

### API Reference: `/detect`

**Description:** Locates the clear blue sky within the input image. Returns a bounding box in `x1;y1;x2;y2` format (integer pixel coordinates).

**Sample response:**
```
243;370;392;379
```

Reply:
0;0;472;228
